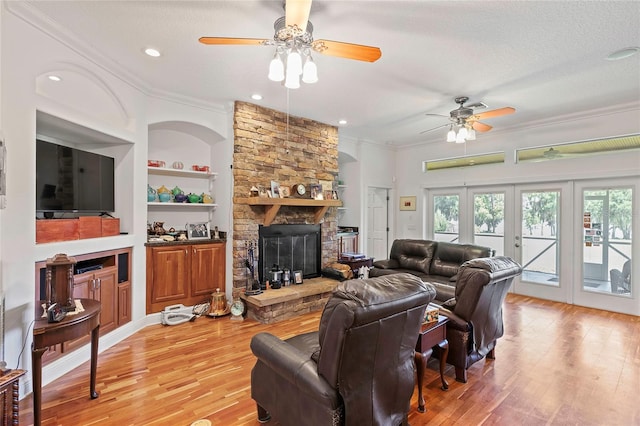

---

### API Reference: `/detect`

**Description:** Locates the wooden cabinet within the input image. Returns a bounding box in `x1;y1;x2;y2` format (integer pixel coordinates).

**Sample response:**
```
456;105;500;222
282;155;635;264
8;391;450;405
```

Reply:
118;281;131;325
146;241;225;314
65;267;118;352
34;247;132;364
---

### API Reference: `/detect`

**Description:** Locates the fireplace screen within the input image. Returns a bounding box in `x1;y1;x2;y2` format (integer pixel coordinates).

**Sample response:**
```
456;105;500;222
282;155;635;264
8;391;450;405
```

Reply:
258;224;321;284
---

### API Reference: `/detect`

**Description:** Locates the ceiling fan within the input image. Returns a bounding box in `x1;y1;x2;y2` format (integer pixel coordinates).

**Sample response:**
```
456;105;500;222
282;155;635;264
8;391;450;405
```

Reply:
421;96;516;143
198;0;382;88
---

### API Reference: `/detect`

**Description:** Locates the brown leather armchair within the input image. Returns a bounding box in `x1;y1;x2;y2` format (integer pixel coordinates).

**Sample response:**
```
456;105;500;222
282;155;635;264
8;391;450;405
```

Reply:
435;256;522;383
250;273;436;426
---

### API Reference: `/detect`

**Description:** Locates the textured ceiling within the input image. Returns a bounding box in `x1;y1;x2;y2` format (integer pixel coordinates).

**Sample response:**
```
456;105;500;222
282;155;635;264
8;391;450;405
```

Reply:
12;1;640;147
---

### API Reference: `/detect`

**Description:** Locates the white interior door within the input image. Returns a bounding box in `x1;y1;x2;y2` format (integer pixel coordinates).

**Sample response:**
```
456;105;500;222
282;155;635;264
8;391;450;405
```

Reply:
367;187;388;261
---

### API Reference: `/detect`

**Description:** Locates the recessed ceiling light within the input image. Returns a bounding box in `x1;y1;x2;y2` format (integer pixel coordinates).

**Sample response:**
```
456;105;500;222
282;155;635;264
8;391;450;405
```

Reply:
144;48;161;57
251;94;263;100
606;47;640;61
48;75;61;82
338;119;347;125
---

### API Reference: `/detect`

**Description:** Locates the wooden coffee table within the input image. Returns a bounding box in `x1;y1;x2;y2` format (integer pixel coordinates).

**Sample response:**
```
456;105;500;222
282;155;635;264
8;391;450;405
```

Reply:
414;314;449;413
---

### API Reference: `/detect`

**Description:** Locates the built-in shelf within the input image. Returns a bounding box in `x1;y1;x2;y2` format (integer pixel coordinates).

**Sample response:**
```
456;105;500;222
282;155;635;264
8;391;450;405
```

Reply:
235;197;342;226
147;202;218;208
147;167;218;179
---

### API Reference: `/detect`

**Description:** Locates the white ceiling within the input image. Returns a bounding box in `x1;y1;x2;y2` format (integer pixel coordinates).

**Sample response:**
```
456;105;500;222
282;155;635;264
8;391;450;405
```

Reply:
16;0;640;147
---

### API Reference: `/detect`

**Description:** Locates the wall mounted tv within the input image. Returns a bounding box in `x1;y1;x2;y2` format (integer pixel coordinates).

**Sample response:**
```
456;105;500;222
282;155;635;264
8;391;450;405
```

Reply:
36;139;115;214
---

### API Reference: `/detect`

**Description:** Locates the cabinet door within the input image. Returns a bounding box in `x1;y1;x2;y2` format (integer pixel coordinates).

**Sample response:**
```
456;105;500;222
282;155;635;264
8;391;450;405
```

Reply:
118;282;131;326
73;273;95;299
94;268;117;335
190;243;225;298
147;246;191;313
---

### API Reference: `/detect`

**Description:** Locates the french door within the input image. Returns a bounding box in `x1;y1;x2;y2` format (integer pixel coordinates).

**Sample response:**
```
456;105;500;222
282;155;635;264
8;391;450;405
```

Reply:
573;179;636;314
512;183;571;302
427;179;638;315
435;183;570;302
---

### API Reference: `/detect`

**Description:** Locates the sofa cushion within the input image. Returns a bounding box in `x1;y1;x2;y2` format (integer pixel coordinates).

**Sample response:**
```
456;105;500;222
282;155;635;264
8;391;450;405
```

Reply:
430;242;492;277
390;239;437;275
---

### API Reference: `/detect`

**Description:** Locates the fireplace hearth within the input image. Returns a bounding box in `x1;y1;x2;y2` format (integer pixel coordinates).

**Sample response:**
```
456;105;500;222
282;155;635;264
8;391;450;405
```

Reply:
258;224;321;285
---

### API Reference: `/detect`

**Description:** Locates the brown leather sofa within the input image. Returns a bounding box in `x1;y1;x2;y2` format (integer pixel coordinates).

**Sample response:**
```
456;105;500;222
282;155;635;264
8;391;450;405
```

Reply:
369;239;492;301
434;256;522;383
250;273;436;426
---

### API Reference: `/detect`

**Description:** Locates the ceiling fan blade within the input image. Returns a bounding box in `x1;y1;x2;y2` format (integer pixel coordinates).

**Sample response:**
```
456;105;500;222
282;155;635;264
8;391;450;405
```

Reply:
286;0;313;31
420;123;449;134
471;121;493;132
312;39;382;62
199;37;268;46
425;113;449;118
471;107;515;120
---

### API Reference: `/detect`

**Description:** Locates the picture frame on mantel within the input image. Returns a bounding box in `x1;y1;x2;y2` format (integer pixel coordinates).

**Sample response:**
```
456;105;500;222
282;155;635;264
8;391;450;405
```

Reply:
399;196;416;211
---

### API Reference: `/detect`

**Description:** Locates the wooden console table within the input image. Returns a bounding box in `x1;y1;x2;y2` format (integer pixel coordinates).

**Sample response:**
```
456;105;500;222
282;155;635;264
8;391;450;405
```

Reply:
0;369;26;426
32;299;101;426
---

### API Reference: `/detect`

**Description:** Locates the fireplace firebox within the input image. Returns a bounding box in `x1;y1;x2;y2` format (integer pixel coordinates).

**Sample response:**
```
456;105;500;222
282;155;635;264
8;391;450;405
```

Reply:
258;224;321;285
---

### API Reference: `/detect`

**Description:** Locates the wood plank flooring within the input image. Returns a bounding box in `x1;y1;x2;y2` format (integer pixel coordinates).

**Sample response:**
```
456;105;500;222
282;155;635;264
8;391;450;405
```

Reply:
19;294;640;425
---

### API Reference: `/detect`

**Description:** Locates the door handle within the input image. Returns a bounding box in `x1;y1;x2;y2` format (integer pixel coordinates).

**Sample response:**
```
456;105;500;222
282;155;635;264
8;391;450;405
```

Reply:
515;243;521;248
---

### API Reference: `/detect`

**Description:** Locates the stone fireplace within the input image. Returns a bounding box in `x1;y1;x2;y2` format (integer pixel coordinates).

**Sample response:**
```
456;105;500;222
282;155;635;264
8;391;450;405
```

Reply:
232;101;339;298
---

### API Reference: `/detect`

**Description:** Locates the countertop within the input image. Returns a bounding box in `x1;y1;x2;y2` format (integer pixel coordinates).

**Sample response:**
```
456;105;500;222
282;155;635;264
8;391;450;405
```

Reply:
144;238;226;247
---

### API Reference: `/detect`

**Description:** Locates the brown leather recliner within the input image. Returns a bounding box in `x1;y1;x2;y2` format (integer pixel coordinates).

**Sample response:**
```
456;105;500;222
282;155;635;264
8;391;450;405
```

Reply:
250;273;436;426
434;256;522;383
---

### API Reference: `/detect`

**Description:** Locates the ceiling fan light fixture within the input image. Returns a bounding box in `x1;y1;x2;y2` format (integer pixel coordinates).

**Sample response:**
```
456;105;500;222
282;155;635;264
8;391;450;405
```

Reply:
287;48;303;76
268;53;285;82
457;126;468;140
284;67;301;89
466;128;476;141
446;127;456;143
455;132;466;144
302;55;318;83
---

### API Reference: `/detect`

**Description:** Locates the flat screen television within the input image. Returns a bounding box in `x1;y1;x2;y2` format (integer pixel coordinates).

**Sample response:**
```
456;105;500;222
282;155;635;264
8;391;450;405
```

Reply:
36;139;115;214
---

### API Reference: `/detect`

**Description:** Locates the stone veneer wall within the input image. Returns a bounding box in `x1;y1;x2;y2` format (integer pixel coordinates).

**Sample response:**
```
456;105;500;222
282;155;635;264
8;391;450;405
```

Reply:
232;101;339;294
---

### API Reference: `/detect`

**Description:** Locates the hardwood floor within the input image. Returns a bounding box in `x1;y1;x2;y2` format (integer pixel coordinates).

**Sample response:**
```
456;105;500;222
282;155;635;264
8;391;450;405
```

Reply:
19;294;640;425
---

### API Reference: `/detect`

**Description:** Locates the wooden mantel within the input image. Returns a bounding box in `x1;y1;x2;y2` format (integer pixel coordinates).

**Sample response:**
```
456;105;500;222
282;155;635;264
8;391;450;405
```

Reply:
234;197;342;226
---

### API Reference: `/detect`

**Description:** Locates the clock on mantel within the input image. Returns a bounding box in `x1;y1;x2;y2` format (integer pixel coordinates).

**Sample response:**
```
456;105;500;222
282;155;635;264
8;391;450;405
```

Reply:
291;183;308;198
235;197;342;226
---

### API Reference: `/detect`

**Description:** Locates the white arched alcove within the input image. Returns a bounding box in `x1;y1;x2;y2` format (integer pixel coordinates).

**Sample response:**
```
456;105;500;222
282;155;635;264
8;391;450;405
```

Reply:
36;62;133;133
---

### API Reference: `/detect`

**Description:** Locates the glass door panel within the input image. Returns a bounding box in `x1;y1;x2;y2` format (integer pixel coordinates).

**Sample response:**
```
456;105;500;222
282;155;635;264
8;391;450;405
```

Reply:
520;191;560;286
582;188;632;295
473;191;505;256
433;194;459;243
